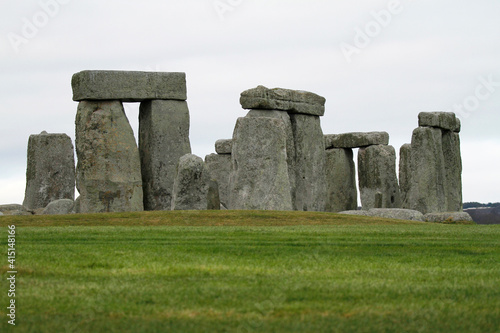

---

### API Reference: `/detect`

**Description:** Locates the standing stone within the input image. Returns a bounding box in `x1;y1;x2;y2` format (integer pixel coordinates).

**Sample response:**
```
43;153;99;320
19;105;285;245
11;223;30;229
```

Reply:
75;101;143;213
23;132;75;210
442;131;463;211
246;110;296;205
229;117;293;211
399;144;412;208
325;148;357;212
290;114;326;211
358;145;401;210
407;127;446;214
139;100;191;211
205;154;232;209
171;154;219;210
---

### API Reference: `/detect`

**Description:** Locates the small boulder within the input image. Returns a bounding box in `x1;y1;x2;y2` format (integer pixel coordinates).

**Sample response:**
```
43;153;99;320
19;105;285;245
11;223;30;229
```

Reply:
215;139;232;155
43;199;75;215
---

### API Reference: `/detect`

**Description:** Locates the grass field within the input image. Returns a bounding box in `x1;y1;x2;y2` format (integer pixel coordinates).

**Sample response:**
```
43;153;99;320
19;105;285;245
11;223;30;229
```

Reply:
0;211;499;332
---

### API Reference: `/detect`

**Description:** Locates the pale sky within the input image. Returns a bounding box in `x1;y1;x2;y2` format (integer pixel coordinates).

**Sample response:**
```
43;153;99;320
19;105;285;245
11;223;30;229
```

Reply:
1;0;499;205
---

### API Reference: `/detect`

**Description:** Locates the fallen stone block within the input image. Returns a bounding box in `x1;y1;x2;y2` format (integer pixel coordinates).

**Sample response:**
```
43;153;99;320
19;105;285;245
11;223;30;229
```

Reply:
72;70;187;102
368;208;425;221
324;132;389;149
240;85;326;116
215;139;232;155
418;112;461;132
43;199;75;215
424;212;473;223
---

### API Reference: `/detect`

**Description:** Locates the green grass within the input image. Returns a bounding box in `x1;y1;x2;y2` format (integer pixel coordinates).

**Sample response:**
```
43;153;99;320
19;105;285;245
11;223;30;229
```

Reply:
0;211;498;332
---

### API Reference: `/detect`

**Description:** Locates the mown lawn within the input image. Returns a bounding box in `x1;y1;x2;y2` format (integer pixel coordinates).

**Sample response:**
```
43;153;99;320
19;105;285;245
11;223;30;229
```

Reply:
0;211;499;332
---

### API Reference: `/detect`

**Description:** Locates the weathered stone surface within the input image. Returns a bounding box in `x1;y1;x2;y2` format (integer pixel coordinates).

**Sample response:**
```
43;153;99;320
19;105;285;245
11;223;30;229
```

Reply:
407;127;446;214
358;145;401;210
43;199;74;215
76;101;144;213
72;71;187;102
246;110;296;205
369;208;425;221
240;86;326;116
139;100;191;211
424;212;473;223
10;210;32;216
442;131;463;212
73;196;81;214
215;139;232;155
418;112;461;132
324;132;389;149
290;114;327;211
229;117;293;211
205;154;232;209
338;208;425;221
23;131;75;210
325;148;357;212
0;204;27;214
338;210;371;216
171;154;219;210
399;144;412;208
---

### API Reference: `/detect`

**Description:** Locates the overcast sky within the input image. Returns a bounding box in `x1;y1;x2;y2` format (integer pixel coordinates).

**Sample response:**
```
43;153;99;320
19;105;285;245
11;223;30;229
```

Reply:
1;0;499;205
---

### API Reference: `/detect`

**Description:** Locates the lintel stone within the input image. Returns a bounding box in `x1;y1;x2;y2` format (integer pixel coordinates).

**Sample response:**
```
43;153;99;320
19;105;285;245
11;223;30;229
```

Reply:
324;132;389;149
72;70;187;102
240;85;326;116
418;112;461;132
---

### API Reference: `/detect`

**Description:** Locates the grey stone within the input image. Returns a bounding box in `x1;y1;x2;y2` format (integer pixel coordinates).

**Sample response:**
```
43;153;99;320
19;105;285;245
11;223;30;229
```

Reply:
171;154;220;210
72;71;187;102
0;204;27;214
23;132;75;210
215;139;232;155
399;144;412;208
338;210;372;216
442;131;463;212
73;196;81;214
205;154;232;209
240;85;326;116
418;112;461;132
407;127;446;214
75;101;144;213
358;145;401;210
229;117;293;211
139;100;191;211
246;110;296;205
290;114;327;211
43;199;75;215
10;210;32;216
424;212;473;223
368;208;425;221
324;132;389;149
325;148;357;212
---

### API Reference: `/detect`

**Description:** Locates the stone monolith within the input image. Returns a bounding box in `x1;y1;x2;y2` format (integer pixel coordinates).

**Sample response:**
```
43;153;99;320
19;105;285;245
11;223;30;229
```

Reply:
205;153;232;209
171;154;219;210
23;131;75;210
290;114;326;211
229;117;293;211
358;144;401;210
399;143;412;208
75;101;144;213
442;130;463;211
325;148;357;212
139;100;191;211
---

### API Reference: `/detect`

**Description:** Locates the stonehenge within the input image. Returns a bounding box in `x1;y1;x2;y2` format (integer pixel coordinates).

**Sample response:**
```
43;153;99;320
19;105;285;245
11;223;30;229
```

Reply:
17;72;465;219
